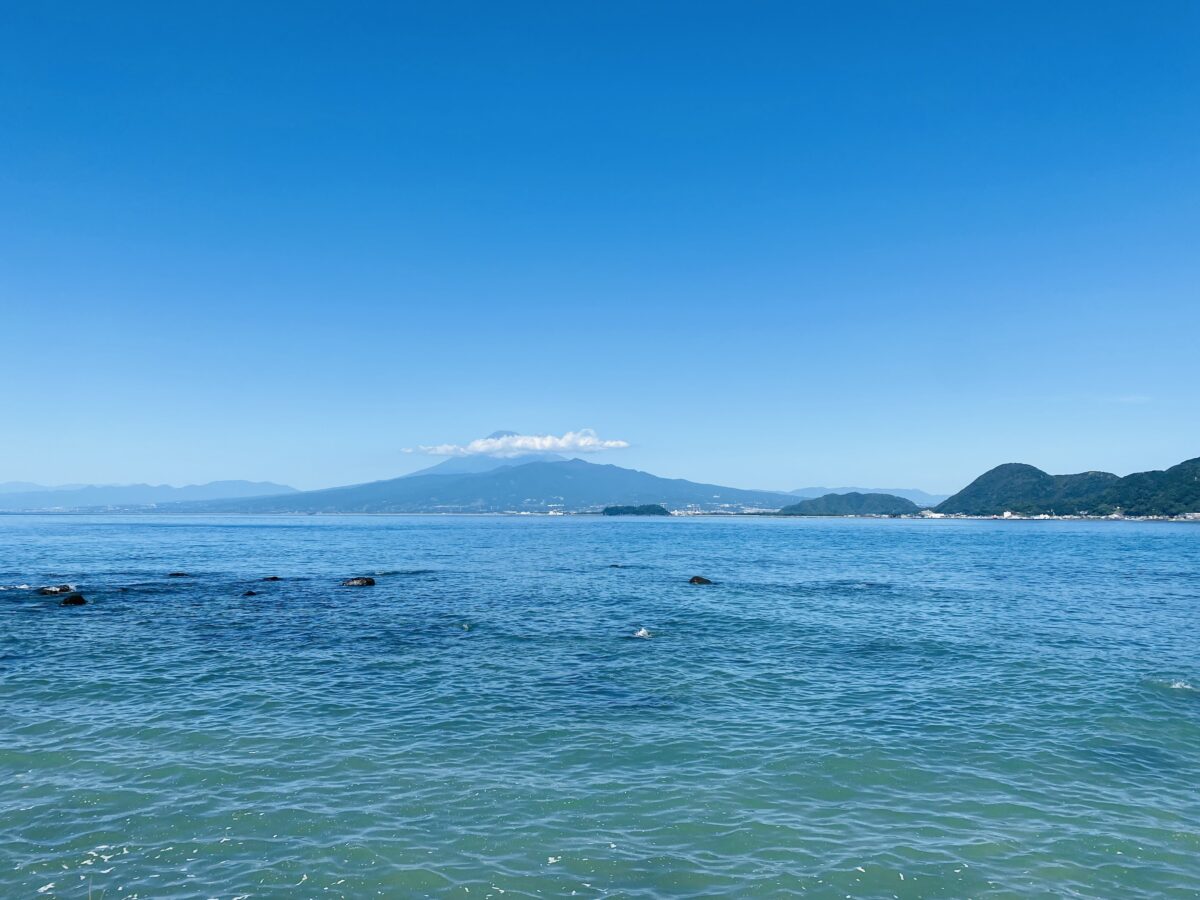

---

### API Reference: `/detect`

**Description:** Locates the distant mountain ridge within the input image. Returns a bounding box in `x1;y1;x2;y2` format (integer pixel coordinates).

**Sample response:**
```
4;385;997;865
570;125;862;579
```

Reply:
936;457;1200;516
402;431;569;477
404;452;567;477
168;459;797;514
779;492;920;516
0;481;88;494
18;457;1196;517
790;486;947;506
0;481;297;511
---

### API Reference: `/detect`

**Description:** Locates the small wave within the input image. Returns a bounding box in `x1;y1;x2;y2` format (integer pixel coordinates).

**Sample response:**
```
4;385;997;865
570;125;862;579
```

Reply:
0;584;32;591
1147;677;1195;692
373;569;437;576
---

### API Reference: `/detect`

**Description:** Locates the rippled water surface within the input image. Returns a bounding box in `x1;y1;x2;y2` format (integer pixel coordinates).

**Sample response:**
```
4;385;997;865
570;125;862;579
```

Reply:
2;515;1198;898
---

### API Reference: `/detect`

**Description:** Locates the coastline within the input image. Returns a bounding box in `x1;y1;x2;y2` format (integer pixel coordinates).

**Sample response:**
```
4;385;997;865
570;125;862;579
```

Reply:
1;509;1197;522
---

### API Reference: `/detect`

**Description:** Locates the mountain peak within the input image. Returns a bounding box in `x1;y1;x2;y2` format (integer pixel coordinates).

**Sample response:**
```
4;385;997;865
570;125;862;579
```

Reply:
174;456;798;513
404;449;568;478
937;456;1200;516
780;492;919;516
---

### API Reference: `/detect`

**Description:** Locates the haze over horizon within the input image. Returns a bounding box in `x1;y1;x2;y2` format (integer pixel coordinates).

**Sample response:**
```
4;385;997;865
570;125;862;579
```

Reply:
3;2;1197;492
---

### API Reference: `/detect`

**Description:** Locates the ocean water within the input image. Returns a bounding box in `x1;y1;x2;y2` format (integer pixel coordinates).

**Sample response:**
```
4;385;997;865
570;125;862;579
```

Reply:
1;515;1198;899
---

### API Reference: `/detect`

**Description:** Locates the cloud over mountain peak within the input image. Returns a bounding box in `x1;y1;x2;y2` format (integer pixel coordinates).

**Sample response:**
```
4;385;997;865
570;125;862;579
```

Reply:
408;429;630;458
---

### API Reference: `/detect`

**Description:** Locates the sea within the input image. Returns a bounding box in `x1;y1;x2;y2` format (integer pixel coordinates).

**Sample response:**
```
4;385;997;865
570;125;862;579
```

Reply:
1;514;1198;898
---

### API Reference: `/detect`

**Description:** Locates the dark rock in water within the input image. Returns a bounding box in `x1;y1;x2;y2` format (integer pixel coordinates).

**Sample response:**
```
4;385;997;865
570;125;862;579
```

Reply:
59;593;87;606
609;564;624;568
688;575;713;585
38;584;74;595
262;576;282;582
242;590;259;597
342;576;376;587
167;572;191;578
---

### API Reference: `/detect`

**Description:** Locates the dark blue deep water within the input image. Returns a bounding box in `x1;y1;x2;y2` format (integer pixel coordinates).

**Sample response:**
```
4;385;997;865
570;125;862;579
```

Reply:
2;515;1198;898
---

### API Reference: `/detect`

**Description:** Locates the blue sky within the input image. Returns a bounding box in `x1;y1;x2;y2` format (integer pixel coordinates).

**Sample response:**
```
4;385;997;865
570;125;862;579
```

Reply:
2;2;1197;492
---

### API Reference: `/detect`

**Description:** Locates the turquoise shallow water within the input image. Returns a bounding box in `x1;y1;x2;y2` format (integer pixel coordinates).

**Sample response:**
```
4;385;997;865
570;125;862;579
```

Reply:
1;515;1198;899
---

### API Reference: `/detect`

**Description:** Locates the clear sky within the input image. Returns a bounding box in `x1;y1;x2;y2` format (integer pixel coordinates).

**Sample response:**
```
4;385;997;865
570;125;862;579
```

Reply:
2;2;1197;493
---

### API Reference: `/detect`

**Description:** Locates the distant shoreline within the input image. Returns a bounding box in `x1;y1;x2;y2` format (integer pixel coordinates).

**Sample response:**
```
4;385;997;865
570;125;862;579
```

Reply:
1;510;1196;523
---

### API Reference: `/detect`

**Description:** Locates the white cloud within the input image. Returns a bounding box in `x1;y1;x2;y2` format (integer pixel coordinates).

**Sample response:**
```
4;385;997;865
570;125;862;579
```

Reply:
408;429;631;458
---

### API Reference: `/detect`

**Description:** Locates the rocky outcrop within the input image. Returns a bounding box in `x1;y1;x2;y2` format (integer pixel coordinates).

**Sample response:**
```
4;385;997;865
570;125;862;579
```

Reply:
342;577;376;587
688;575;713;585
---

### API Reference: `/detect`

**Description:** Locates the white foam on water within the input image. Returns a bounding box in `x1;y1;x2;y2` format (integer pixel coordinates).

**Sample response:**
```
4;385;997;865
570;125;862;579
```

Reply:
633;627;651;639
1145;677;1196;692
